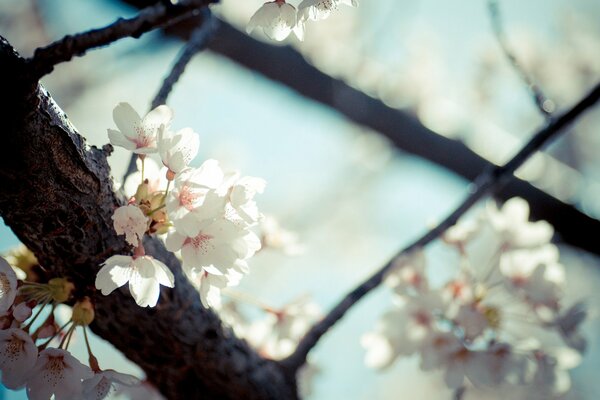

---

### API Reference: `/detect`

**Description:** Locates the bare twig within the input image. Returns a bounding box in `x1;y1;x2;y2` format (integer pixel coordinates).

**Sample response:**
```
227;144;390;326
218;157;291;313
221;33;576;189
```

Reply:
488;0;554;116
280;81;600;372
26;0;215;80
122;9;217;182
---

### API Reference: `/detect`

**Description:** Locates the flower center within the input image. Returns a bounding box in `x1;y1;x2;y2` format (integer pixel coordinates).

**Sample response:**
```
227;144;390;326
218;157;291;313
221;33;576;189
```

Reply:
179;185;199;211
0;272;10;296
185;233;214;255
5;335;25;362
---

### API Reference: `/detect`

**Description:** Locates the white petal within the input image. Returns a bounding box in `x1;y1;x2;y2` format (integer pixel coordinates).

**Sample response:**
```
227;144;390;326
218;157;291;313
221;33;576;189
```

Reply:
96;256;132;295
112;103;141;139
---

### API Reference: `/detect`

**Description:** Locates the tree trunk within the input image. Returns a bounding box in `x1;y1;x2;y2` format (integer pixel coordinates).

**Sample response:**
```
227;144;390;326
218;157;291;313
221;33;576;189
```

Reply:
0;36;297;400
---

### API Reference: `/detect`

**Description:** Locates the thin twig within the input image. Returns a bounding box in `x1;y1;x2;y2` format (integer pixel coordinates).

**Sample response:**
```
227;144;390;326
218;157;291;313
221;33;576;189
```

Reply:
280;81;600;372
488;0;554;117
122;9;217;182
26;0;215;80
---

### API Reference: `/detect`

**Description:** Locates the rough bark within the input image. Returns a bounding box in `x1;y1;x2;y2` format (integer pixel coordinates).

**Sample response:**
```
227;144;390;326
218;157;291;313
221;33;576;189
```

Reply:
0;36;297;400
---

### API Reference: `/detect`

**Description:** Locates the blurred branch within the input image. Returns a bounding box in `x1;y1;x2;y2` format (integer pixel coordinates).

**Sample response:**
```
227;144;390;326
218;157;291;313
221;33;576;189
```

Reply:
122;8;218;182
453;387;466;400
488;0;554;117
281;81;600;371
25;0;216;80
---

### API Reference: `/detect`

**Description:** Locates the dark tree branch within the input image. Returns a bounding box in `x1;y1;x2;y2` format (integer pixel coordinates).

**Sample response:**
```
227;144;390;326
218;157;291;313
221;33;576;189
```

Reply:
488;0;554;116
25;0;216;80
123;8;218;182
0;36;296;400
280;81;600;372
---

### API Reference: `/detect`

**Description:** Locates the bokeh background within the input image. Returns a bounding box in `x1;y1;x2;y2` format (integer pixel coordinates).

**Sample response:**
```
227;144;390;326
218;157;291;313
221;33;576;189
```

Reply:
1;0;600;398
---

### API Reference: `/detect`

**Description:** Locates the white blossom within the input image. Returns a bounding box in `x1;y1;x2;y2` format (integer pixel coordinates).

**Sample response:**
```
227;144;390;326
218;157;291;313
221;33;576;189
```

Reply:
228;176;266;224
108;103;172;154
362;292;441;369
247;1;304;42
166;160;226;237
297;0;358;22
385;250;428;294
157;126;200;175
113;205;148;247
189;270;229;309
0;257;18;315
553;302;587;352
259;215;304;255
26;348;93;400
247;297;321;359
487;197;553;249
82;370;140;400
500;245;564;310
0;328;38;389
96;255;174;308
166;218;261;276
532;347;581;395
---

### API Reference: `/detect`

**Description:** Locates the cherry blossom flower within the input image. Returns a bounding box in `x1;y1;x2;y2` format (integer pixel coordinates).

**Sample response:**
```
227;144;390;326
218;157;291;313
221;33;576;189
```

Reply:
228;176;266;224
26;348;93;400
385;250;428;294
189;269;229;309
247;1;304;42
0;328;38;389
166;218;261;276
500;245;564;310
247;297;321;359
158;126;200;175
166;160;226;237
454;303;491;341
442;218;479;250
532;347;581;395
297;0;358;22
487;197;553;249
259;215;304;255
0;257;18;315
96;255;174;308
362;292;441;368
112;205;148;247
108;103;172;154
467;343;525;386
82;369;140;400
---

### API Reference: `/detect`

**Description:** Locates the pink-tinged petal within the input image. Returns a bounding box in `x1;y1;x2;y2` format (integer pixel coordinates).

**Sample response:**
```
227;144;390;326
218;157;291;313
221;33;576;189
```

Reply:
107;129;136;151
0;328;38;389
112;103;141;139
142;105;173;133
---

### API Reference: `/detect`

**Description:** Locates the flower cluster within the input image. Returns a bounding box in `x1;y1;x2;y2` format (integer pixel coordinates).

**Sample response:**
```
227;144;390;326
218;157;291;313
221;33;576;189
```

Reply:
0;256;139;399
102;103;265;308
362;197;587;396
247;0;358;42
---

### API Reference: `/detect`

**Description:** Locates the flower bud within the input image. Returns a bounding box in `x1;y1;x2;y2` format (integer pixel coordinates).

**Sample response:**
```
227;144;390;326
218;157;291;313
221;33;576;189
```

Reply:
72;297;95;326
48;278;75;303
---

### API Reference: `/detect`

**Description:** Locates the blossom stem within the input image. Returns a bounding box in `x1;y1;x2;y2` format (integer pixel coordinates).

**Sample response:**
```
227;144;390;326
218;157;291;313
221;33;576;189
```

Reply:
140;155;146;183
31;304;56;341
23;297;51;332
148;204;166;216
38;320;72;350
163;179;171;202
83;326;101;372
281;80;600;372
59;324;76;350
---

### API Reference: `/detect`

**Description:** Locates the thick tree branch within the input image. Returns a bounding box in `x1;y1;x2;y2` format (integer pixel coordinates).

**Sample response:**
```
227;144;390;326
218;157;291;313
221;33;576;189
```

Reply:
25;0;216;80
281;81;600;371
123;8;218;182
0;36;296;400
488;0;554;116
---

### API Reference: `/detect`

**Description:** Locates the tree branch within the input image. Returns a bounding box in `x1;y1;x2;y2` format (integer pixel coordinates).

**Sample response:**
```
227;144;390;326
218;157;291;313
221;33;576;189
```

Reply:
0;36;296;400
123;7;218;182
488;0;554;116
280;81;600;372
25;0;216;80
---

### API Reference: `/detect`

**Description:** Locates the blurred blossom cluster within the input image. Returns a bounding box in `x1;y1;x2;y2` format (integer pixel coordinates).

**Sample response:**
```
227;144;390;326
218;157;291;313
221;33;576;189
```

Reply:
362;197;587;397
